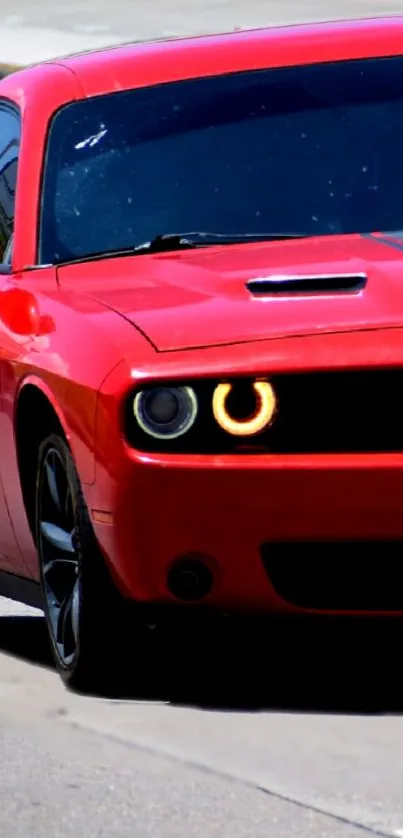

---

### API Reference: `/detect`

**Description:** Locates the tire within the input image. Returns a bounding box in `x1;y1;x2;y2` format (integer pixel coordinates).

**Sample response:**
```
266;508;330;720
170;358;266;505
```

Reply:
35;433;129;694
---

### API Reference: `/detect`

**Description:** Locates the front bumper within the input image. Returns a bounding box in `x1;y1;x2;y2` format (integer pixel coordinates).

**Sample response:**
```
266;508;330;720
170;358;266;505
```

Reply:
91;450;403;616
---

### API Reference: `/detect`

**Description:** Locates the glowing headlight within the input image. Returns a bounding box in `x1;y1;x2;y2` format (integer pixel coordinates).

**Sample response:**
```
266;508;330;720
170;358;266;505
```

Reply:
133;386;198;439
212;379;276;436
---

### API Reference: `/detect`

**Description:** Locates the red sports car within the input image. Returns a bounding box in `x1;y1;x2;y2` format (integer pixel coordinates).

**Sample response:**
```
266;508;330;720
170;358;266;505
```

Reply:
1;16;403;691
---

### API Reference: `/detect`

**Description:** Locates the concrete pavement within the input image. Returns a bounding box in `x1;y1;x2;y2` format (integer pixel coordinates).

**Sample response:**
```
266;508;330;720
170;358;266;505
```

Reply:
0;0;403;64
0;613;403;837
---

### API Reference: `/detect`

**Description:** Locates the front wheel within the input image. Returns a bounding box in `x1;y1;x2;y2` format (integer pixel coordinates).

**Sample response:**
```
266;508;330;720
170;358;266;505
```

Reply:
35;433;132;694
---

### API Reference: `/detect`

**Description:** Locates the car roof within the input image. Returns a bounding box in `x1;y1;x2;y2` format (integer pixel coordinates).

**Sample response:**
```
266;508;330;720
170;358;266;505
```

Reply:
4;16;403;100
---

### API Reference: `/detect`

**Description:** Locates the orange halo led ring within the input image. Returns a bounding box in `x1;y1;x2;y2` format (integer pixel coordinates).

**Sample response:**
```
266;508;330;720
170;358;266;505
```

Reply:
212;379;277;437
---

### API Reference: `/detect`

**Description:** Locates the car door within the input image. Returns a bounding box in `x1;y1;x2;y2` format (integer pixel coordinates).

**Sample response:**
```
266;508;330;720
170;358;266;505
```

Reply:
0;100;29;575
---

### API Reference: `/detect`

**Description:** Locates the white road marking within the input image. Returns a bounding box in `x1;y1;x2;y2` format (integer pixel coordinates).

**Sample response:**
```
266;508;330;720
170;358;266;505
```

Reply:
0;597;42;617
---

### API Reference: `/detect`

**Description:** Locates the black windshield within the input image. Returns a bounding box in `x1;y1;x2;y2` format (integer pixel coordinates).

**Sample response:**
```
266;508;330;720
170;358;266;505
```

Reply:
39;55;403;265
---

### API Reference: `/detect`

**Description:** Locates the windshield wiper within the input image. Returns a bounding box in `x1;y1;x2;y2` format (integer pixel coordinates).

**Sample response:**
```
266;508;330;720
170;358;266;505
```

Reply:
54;231;310;267
133;231;310;253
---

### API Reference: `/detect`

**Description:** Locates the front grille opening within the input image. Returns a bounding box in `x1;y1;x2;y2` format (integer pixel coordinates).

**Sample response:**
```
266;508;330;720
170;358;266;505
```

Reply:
261;541;403;611
125;368;403;454
268;368;403;454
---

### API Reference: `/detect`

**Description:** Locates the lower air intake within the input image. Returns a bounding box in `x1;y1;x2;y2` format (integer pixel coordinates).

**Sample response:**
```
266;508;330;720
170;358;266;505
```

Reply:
261;541;403;611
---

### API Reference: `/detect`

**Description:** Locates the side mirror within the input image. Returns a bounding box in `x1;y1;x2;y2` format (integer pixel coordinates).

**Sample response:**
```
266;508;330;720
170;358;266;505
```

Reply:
0;287;54;336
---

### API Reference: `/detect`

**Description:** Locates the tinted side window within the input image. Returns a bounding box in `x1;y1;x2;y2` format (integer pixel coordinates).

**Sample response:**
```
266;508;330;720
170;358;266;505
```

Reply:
0;103;19;261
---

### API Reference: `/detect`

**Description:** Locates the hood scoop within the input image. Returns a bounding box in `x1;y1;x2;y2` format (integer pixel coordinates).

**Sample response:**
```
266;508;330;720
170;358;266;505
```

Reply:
246;272;367;295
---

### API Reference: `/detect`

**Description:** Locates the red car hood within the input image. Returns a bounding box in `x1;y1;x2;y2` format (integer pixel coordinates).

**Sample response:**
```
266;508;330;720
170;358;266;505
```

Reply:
57;234;403;351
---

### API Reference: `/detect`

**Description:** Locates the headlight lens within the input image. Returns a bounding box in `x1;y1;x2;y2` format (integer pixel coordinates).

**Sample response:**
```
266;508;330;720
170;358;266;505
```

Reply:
133;386;198;439
212;379;276;436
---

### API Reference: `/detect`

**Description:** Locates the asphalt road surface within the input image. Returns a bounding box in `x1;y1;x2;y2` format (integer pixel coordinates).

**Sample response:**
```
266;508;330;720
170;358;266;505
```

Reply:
1;601;403;838
2;0;403;835
1;0;403;62
2;0;403;41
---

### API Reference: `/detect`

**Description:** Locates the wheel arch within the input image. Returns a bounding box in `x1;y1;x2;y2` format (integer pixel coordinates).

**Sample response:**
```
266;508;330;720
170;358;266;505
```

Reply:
14;377;70;541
